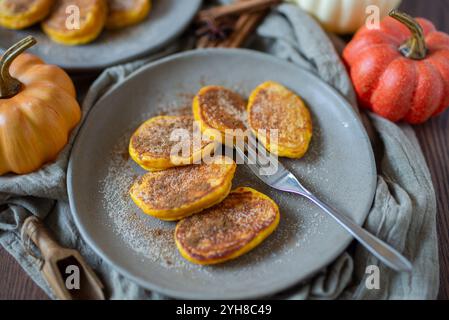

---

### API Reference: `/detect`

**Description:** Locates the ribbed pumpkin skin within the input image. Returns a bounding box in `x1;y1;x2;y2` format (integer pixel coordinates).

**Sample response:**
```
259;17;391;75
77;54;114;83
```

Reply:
0;53;81;175
291;0;401;34
343;17;449;123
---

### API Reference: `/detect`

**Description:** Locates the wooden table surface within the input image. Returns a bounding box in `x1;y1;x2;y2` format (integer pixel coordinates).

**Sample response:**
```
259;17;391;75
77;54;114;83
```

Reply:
0;0;447;300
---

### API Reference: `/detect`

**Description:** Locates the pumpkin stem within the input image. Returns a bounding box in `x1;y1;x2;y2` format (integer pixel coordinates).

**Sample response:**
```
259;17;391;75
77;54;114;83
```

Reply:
0;36;37;99
389;10;427;60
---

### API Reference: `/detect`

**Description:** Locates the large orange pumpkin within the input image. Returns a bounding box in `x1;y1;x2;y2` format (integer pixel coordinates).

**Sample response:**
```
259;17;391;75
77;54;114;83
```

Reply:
343;11;449;124
0;36;81;175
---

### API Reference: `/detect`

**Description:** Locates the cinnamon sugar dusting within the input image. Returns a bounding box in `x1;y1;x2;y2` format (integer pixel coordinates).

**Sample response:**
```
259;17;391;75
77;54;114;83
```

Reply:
130;159;234;210
198;86;248;130
100;133;186;268
131;115;210;158
44;0;99;30
0;0;37;14
176;190;278;261
249;86;311;146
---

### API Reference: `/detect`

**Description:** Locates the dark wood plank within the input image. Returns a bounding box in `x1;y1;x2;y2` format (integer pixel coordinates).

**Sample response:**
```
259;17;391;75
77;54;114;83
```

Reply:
0;0;447;300
399;0;449;300
400;0;449;33
0;248;48;300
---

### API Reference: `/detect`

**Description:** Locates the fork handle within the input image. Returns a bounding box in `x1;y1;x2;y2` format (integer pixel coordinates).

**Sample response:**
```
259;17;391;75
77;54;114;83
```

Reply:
303;193;413;272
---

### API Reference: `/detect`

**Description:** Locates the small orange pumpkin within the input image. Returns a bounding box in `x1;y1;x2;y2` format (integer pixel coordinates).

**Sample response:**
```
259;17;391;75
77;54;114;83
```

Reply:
343;11;449;123
0;36;81;175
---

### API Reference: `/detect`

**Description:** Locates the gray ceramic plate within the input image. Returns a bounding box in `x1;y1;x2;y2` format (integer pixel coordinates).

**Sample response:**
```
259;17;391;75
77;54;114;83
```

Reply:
0;0;201;71
67;49;377;299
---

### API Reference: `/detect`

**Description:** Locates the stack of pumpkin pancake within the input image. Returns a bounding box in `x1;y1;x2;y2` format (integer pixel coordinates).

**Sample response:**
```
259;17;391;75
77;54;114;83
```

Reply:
129;82;313;265
0;0;151;45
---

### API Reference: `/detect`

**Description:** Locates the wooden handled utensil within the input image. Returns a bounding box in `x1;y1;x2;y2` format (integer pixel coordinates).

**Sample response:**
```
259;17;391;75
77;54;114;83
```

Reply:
21;216;105;300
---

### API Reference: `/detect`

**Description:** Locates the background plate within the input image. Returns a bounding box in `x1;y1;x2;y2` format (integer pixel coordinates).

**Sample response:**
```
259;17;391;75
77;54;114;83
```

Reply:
67;49;377;299
0;0;202;71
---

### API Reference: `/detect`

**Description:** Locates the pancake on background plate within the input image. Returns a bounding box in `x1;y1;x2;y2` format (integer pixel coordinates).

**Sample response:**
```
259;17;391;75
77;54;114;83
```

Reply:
0;0;54;29
42;0;107;45
106;0;151;29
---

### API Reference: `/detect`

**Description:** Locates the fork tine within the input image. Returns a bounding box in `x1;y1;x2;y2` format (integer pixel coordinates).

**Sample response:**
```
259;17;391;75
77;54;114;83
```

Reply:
247;133;258;150
246;135;259;165
235;133;288;187
235;144;267;180
249;134;285;177
248;133;281;169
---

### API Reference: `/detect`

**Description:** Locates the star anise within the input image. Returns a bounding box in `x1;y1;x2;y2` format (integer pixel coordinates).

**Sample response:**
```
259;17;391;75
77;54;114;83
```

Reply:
195;16;236;41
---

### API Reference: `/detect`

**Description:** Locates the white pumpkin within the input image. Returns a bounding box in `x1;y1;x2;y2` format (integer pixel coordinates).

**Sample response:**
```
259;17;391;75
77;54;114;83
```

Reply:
289;0;402;34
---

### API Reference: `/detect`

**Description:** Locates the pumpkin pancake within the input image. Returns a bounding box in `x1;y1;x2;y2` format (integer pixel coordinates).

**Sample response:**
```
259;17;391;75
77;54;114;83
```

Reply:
193;86;248;143
175;187;280;265
130;156;236;221
0;0;54;29
42;0;107;45
129;115;217;171
106;0;151;30
247;81;312;158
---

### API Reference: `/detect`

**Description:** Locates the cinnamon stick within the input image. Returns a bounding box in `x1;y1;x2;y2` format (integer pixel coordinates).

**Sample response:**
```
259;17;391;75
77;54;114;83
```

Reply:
197;0;280;22
197;35;211;48
196;0;275;49
221;10;268;48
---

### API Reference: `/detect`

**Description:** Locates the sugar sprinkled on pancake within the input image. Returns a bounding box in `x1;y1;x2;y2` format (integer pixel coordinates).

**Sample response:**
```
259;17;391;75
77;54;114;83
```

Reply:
175;187;280;264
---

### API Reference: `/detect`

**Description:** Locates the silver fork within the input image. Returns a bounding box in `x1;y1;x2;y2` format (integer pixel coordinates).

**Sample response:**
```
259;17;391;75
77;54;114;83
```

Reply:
235;135;412;272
